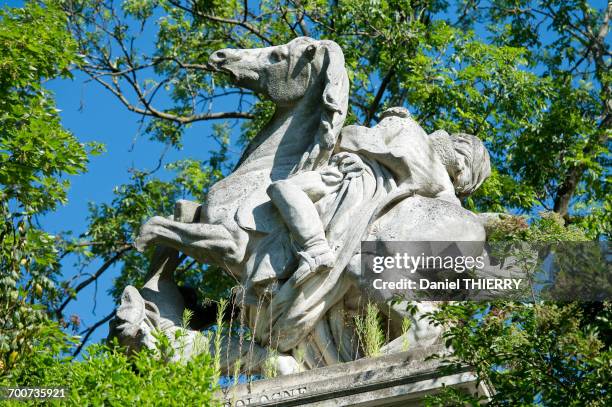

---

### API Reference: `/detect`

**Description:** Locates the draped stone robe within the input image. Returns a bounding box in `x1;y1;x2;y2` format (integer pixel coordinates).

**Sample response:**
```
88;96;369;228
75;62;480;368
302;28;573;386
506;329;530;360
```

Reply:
237;111;458;370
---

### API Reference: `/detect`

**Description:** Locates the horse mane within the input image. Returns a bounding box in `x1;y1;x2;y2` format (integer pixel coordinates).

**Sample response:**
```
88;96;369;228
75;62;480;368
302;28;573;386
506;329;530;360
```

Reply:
232;38;350;173
295;38;350;172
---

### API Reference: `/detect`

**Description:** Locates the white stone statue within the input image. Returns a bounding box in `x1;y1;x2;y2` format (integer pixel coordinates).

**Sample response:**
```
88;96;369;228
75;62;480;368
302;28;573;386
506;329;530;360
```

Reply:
108;37;492;376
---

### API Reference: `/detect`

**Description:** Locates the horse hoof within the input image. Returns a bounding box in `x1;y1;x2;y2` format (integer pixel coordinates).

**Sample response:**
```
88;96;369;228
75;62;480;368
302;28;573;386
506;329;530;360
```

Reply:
134;218;160;252
133;235;149;252
108;286;155;353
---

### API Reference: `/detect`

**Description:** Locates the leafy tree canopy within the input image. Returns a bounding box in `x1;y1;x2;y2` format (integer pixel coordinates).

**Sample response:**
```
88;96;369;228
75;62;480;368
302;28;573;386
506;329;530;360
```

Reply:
0;0;102;373
61;0;610;234
0;0;610;405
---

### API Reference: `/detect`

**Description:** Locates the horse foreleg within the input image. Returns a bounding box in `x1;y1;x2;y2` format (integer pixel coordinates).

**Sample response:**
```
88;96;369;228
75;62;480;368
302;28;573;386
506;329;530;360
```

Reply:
135;215;247;266
139;246;185;327
136;200;204;326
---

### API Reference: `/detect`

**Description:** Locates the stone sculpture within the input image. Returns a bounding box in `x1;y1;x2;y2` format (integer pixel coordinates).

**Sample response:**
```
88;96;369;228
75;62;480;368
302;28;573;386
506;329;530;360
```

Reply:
108;37;492;375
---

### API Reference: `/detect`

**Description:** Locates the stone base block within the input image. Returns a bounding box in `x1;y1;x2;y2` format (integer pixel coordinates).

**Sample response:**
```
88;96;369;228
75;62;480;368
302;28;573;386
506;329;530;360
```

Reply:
220;347;491;406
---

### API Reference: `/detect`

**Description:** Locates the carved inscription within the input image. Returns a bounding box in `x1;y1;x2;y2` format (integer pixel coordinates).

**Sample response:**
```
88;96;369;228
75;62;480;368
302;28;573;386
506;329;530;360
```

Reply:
223;386;308;406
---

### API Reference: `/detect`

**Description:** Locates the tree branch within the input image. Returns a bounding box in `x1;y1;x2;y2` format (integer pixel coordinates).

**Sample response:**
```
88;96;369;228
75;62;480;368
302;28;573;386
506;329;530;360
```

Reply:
168;0;272;45
290;0;311;36
552;3;611;220
72;310;116;357
56;245;132;317
365;65;396;125
553;112;611;219
67;3;256;126
84;71;255;124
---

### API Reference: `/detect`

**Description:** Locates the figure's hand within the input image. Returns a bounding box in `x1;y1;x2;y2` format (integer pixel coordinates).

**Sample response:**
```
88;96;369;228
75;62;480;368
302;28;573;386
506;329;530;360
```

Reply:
333;152;365;178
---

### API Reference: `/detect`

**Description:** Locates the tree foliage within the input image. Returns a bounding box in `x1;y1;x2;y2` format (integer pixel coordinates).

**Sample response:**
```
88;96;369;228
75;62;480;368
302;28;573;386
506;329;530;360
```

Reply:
0;0;102;373
425;215;611;406
2;339;219;406
0;0;610;404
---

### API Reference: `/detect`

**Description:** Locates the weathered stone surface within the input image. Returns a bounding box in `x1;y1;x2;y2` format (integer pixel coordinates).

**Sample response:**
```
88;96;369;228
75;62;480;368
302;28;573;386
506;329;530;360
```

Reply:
220;347;491;406
108;37;494;377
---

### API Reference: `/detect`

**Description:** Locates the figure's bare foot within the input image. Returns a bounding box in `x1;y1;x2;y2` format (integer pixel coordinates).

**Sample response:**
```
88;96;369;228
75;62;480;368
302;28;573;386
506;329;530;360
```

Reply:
293;247;335;286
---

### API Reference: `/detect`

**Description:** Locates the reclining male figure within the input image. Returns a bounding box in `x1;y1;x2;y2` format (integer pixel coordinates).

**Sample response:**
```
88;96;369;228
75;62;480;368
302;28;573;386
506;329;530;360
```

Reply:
267;107;491;286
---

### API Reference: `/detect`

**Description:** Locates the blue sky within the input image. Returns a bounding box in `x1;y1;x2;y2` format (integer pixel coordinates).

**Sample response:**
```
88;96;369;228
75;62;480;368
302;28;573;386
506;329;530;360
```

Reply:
3;0;607;352
1;0;246;352
0;1;250;349
42;69;229;348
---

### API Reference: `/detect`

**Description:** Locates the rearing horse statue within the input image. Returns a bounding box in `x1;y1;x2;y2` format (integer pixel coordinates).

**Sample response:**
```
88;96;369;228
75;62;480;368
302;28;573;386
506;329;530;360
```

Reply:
110;37;490;376
112;37;352;371
135;37;348;269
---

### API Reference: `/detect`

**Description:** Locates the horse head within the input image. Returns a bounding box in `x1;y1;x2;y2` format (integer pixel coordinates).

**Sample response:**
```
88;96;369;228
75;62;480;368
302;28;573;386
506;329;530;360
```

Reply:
208;37;349;168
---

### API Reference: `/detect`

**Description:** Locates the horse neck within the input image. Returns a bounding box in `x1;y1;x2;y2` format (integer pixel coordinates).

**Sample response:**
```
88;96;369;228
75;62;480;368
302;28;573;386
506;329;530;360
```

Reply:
235;91;324;173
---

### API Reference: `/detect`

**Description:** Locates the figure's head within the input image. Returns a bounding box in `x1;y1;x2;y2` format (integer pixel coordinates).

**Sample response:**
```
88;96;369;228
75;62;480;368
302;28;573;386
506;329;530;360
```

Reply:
430;131;491;198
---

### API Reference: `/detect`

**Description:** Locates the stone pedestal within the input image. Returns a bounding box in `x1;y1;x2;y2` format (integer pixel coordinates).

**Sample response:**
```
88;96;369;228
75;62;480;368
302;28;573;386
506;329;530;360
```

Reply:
220;347;491;406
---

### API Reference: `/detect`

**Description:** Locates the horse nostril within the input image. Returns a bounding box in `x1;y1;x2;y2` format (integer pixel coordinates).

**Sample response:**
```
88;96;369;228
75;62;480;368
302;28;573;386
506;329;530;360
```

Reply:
209;51;228;65
208;49;240;71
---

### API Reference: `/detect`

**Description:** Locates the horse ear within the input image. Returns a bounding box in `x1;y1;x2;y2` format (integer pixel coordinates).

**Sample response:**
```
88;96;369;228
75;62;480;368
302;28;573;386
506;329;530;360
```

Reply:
304;43;317;60
294;40;349;172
